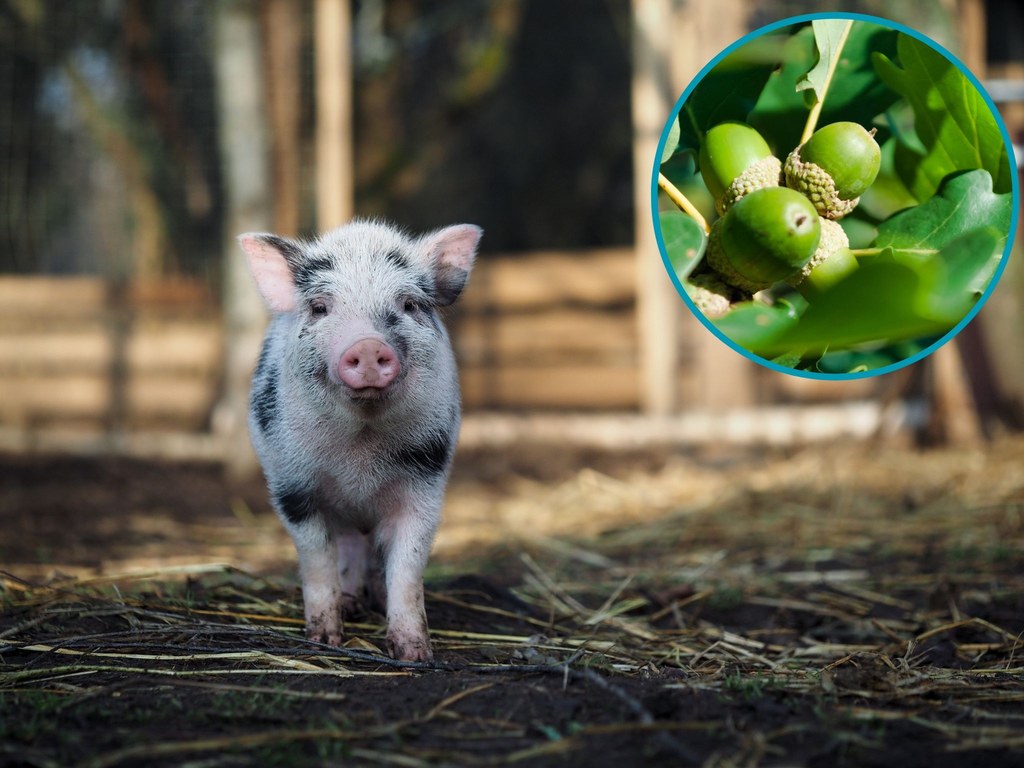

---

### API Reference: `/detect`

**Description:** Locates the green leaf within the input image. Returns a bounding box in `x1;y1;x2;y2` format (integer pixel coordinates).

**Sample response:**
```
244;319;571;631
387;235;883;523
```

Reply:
750;262;952;356
795;19;852;103
712;301;798;351
873;169;1011;254
925;227;1002;319
676;33;781;155
659;211;706;280
816;349;901;373
873;34;1012;201
770;350;805;369
750;22;900;154
661;117;680;165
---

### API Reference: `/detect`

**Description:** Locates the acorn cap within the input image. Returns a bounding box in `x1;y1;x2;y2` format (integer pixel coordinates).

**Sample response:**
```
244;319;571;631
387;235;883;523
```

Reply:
705;186;821;294
687;272;737;318
717;155;783;215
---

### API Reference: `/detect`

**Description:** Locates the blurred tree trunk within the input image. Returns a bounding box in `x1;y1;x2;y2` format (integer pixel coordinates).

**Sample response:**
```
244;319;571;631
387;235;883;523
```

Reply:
214;0;271;480
262;0;302;236
62;62;167;279
122;0;213;221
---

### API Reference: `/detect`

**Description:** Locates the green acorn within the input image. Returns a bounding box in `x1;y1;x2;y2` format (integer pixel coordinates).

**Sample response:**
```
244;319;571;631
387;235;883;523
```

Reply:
784;122;881;220
787;217;850;288
795;246;859;302
705;186;821;294
700;122;782;215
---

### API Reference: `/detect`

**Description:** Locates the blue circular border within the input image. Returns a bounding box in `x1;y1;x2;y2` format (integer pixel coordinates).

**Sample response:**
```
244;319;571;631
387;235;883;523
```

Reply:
650;11;1021;381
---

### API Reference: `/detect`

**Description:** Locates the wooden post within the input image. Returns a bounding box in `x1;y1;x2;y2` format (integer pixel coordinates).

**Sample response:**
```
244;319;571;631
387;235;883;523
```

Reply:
921;0;999;445
632;0;681;416
214;0;272;479
632;0;752;415
958;0;986;75
262;0;303;236
314;0;355;230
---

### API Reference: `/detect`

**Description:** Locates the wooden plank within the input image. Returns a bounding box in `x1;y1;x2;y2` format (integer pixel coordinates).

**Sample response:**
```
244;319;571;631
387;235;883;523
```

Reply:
0;277;107;318
127;279;213;310
0;277;213;318
0;327;112;371
0;374;111;420
459;249;635;312
0;372;215;425
0;320;222;374
452;309;636;365
127;375;218;421
126;320;223;372
460;364;639;410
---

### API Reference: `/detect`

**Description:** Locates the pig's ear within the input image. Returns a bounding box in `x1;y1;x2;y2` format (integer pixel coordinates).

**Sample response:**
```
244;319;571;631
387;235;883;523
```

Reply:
238;233;304;313
420;224;482;306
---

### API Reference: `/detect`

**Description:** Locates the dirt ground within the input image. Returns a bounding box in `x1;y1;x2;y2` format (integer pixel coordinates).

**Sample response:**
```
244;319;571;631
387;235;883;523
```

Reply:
2;436;1024;767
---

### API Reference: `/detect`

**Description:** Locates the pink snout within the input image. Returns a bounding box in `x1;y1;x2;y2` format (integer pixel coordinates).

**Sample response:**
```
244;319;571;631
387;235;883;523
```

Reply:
337;338;400;390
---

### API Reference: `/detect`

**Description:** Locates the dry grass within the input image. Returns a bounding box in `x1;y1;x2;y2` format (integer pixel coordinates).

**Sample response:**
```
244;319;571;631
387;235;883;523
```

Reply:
2;437;1024;766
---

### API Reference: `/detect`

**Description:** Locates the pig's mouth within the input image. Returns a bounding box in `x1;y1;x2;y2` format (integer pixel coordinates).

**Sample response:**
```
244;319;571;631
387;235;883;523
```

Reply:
343;381;399;402
337;365;410;405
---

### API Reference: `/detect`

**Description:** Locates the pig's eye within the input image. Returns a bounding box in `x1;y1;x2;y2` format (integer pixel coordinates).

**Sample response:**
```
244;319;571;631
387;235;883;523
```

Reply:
310;300;328;317
402;298;419;314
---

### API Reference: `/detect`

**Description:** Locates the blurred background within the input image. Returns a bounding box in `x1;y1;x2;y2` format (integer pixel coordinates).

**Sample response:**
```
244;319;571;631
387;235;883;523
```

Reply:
0;0;1022;491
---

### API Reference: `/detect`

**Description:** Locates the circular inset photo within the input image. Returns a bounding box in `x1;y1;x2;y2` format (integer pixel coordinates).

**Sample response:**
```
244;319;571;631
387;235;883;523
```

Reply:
654;13;1018;378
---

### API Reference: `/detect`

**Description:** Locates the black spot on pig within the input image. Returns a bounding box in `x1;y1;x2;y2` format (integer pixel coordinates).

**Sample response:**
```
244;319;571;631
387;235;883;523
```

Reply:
274;487;319;526
415;275;436;303
434;265;468;306
252;368;279;433
251;341;279;432
393;432;453;479
381;310;400;331
293;256;335;291
258;234;305;268
384;248;412;272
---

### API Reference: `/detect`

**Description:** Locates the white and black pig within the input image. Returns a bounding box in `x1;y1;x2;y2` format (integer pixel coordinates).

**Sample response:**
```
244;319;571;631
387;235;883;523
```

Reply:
239;219;481;662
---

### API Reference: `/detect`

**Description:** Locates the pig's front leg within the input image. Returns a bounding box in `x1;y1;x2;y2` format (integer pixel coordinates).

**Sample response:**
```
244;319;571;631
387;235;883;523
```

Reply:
376;494;441;662
278;496;345;646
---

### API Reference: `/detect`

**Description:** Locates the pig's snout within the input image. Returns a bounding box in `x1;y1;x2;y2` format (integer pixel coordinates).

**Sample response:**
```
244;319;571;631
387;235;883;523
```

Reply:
338;338;400;390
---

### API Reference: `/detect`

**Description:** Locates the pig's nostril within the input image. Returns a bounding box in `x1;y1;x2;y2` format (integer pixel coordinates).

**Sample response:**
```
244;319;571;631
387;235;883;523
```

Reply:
338;339;400;390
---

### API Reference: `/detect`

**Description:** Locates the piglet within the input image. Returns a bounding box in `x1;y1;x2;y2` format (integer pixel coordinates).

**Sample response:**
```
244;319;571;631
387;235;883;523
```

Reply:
239;219;481;662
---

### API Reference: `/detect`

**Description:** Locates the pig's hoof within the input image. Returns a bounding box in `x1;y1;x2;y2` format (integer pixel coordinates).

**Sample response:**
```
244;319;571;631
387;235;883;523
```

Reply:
387;633;433;662
305;614;343;647
306;628;343;646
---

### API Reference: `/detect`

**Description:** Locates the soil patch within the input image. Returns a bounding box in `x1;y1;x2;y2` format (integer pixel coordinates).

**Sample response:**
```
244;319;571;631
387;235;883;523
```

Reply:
2;439;1024;766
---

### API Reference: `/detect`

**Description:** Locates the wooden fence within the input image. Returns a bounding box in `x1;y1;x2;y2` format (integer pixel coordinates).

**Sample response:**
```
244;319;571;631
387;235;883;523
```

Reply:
453;249;640;409
0;278;221;432
0;248;893;444
0;251;644;435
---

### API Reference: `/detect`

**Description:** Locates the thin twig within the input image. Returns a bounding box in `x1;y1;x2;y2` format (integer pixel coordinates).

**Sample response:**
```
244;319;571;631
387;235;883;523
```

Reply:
657;173;710;234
